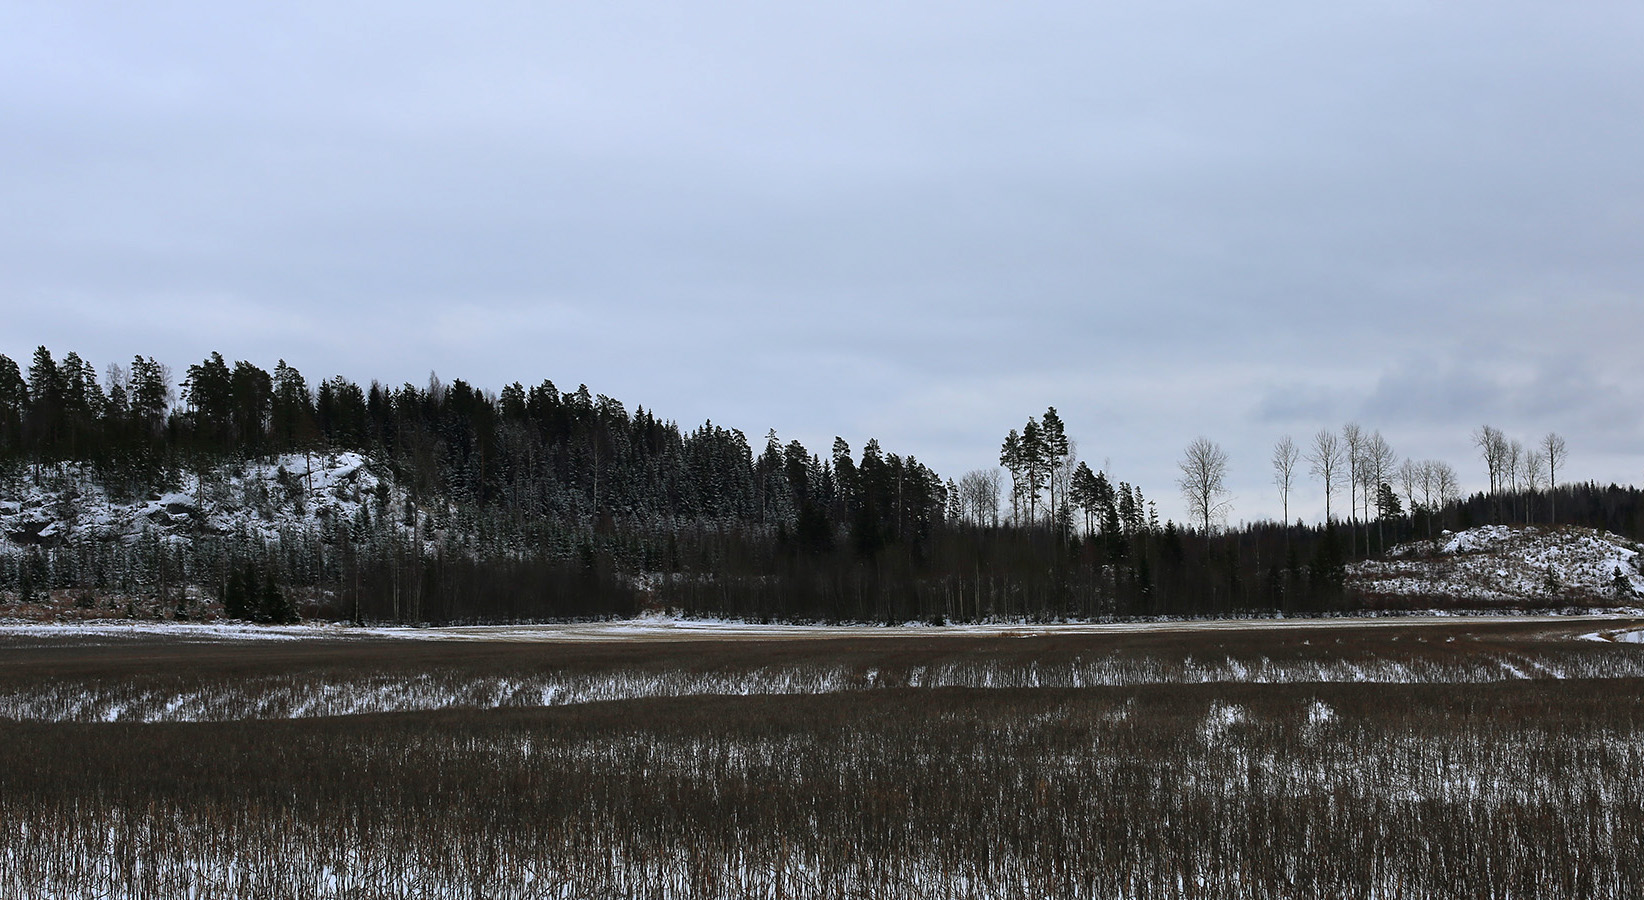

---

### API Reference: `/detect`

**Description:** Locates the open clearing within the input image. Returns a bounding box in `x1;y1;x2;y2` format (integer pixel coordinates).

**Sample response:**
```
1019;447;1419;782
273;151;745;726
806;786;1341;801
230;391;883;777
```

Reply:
5;616;1644;898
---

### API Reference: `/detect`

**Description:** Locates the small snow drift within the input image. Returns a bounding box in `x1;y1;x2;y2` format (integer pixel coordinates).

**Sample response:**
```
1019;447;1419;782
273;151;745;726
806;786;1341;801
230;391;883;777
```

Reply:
1349;525;1644;609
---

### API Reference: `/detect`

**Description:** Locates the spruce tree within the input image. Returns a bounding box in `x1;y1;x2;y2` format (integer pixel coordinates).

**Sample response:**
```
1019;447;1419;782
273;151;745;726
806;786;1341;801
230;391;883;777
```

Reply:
1613;567;1636;604
223;565;251;620
257;568;298;624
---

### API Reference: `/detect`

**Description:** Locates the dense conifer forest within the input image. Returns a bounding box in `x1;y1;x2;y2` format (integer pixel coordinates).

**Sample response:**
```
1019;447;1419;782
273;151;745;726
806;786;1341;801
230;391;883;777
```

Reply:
2;346;1641;624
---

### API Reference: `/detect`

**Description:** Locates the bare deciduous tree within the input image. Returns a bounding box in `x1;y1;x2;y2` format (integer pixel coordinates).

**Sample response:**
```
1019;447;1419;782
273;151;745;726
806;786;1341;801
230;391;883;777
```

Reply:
1051;437;1078;535
1474;425;1506;492
1415;459;1451;537
1343;423;1365;551
1504;439;1525;522
1474;425;1509;521
1307;429;1344;525
1542;432;1568;526
1360;431;1397;553
1397;458;1422;525
1178;437;1231;539
1419;459;1436;504
1272;435;1299;529
1434;461;1461;523
1524;449;1546;524
959;469;1002;528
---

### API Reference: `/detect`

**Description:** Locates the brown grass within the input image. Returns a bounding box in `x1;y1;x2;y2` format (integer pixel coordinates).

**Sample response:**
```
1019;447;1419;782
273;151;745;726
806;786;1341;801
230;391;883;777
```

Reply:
2;622;1643;898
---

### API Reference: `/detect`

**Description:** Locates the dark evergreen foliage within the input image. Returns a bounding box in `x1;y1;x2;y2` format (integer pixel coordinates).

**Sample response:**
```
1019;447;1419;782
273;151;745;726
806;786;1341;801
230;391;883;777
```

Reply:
3;345;1642;625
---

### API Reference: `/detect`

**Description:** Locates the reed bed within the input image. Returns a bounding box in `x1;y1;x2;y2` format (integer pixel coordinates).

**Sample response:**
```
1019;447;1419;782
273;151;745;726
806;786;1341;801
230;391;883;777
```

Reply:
1;622;1641;898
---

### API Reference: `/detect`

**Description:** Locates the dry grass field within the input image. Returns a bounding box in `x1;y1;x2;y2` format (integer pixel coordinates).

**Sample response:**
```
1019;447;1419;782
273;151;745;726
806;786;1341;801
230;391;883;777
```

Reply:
3;619;1643;898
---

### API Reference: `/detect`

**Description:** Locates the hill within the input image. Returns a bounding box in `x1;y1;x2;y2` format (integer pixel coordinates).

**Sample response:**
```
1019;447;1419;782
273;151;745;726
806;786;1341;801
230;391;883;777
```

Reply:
1;451;392;550
8;345;1644;625
1348;525;1644;609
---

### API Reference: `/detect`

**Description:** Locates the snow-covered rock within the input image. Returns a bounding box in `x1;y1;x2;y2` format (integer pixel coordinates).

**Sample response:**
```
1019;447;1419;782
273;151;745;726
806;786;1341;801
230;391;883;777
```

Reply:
1350;525;1644;607
0;451;406;553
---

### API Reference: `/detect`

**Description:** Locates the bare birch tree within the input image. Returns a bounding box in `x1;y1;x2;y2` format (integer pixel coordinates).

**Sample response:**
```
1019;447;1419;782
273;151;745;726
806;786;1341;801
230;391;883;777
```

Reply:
1361;431;1397;552
1542;432;1567;526
1524;449;1546;524
1435;461;1461;526
1474;425;1506;493
1474;425;1508;521
1052;437;1078;534
1398;458;1422;526
959;469;1002;527
1343;423;1365;552
1504;439;1525;522
1272;435;1299;528
1178;437;1231;540
1307;429;1344;525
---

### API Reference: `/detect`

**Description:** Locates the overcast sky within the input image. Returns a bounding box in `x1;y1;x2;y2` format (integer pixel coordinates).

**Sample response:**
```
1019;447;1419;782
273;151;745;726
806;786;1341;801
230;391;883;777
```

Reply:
4;2;1642;525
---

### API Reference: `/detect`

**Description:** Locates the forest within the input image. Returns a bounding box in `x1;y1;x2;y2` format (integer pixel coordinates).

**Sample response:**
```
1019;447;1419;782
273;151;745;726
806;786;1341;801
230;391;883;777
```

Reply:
2;346;1641;625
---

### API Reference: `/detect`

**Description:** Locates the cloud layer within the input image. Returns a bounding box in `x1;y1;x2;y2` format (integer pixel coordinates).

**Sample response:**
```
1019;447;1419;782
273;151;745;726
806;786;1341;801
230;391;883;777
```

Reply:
4;2;1642;524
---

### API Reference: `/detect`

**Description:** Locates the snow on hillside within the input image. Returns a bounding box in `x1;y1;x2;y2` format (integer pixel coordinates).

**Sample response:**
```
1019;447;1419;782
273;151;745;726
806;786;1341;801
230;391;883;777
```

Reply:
0;451;408;553
1349;525;1644;607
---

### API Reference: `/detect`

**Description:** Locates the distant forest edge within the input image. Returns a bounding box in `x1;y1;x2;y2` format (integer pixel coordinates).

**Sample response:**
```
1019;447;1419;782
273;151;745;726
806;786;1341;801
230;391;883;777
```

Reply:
1;346;1641;624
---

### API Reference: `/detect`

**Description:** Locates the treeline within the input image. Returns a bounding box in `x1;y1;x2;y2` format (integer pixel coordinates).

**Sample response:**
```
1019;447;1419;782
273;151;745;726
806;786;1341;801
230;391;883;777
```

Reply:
0;347;949;529
2;346;1641;624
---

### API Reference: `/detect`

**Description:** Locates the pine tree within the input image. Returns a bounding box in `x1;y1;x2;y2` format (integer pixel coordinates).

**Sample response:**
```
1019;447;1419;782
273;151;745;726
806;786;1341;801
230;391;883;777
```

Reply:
0;354;26;456
230;360;274;451
129;356;172;440
1020;418;1046;524
27;346;62;457
59;352;105;460
1093;470;1117;535
1375;483;1402;522
271;360;315;451
1118;482;1138;535
1039;407;1069;522
999;430;1023;526
1070;462;1099;534
184;352;235;450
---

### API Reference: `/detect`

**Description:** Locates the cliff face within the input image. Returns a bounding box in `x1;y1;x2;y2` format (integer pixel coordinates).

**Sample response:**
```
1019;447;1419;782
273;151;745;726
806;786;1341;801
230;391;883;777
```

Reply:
1349;525;1644;608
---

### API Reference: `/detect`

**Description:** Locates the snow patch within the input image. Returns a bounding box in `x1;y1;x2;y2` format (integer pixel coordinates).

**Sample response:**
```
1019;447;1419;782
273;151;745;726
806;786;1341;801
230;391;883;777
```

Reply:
0;452;415;554
1305;700;1336;727
1200;702;1247;742
1351;525;1644;606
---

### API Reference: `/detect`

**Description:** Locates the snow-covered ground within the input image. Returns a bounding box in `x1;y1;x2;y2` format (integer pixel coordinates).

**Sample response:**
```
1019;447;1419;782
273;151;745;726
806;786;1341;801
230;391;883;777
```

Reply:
1349;524;1644;606
5;612;1644;724
2;609;1641;645
7;645;1643;724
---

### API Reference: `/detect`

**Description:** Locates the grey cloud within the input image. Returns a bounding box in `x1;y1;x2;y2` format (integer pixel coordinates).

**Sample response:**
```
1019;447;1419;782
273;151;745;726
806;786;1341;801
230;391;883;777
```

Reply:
4;1;1644;525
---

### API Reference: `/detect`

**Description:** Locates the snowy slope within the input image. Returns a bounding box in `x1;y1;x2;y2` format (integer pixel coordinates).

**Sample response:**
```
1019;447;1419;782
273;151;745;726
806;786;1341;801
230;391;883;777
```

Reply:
0;451;406;552
1349;525;1644;607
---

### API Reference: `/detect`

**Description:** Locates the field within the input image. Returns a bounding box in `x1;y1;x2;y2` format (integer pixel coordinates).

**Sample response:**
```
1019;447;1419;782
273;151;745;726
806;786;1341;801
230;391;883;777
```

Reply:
3;618;1644;898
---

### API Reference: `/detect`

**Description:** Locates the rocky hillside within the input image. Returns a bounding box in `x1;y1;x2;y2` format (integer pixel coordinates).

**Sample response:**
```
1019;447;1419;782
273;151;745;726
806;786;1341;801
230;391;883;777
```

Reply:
0;452;408;552
1349;525;1644;609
